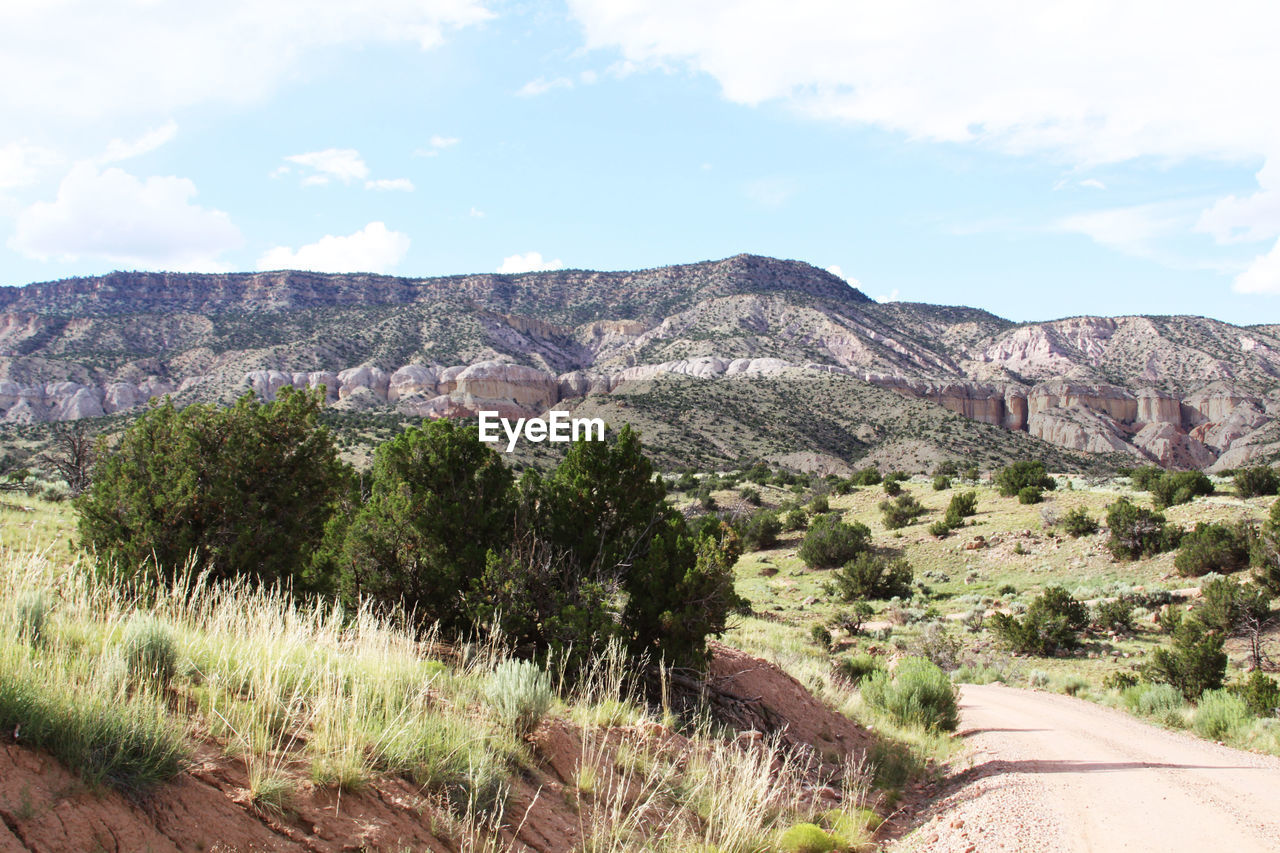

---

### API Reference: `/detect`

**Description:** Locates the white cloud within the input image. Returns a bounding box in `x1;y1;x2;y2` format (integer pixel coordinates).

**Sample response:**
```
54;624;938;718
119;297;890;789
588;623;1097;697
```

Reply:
414;135;460;157
517;76;575;97
1056;203;1186;261
1233;241;1280;294
257;222;410;273
825;265;863;289
99;121;178;164
497;251;564;273
0;1;493;120
567;1;1280;167
469;207;485;218
9;162;241;271
568;0;1280;294
286;149;369;185
0;142;60;190
365;178;415;192
876;289;900;303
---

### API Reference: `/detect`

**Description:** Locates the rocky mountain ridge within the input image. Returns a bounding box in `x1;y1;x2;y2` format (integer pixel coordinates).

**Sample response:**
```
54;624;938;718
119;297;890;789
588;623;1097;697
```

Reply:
3;254;1278;470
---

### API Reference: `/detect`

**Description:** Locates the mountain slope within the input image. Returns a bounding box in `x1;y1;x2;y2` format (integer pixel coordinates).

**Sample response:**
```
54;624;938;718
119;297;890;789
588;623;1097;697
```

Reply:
1;255;1276;471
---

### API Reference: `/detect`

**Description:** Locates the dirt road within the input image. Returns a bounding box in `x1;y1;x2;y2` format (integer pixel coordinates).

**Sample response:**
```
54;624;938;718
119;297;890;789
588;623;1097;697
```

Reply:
898;683;1280;852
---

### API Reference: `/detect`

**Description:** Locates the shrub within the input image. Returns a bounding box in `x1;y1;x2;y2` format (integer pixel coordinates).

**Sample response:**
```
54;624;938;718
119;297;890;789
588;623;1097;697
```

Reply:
882;479;902;497
1128;465;1165;491
119;615;178;686
778;823;840;853
1129;683;1188;726
1195;576;1271;635
989;586;1088;656
783;504;803;532
965;466;980;481
932;475;951;491
1231;670;1280;717
1193;689;1250;740
1061;507;1100;537
1235;466;1280;498
343;419;515;635
933;461;959;477
927;520;952;538
674;471;698;492
808;493;830;515
1017;486;1043;505
738;486;762;506
1151;470;1214;509
1253;498;1280;594
1175;522;1250;577
836;654;884;684
1093;598;1135;634
908;622;962;671
737;510;782;552
834;552;914;601
994;461;1056;497
851;467;882;486
1144;612;1227;700
1103;671;1139;690
1105;498;1183;560
483;660;554;737
880;494;926;529
944;491;978;527
860;657;959;732
799;515;872;569
1061;675;1090;696
77;389;348;590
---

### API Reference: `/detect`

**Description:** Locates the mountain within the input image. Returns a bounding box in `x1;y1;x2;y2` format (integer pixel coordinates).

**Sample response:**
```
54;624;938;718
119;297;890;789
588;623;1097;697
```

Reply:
2;254;1278;472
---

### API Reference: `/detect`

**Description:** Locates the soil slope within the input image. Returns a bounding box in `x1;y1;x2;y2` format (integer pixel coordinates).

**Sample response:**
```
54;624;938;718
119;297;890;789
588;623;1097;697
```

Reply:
900;684;1280;852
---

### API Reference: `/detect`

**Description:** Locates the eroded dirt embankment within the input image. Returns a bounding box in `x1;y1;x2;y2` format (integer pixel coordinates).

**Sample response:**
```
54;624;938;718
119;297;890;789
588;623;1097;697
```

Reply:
0;644;875;853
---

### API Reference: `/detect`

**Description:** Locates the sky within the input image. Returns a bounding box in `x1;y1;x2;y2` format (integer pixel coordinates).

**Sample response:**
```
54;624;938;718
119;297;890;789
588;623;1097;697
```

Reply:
2;1;1280;325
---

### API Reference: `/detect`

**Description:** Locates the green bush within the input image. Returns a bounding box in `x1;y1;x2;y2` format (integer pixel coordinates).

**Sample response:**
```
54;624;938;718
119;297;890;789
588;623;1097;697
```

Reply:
880;493;926;529
1195;576;1271;635
1105;498;1183;560
783;506;809;532
1252;498;1280;595
799;515;872;569
833;552;914;601
738;510;782;551
933;461;959;477
932;475;951;491
1017;486;1043;505
851;467;882;486
927;520;952;538
1128;683;1188;726
944;491;978;527
1061;507;1100;537
994;460;1056;497
1193;689;1251;740
778;823;840;853
837;654;884;684
1175;522;1250;577
808;493;830;515
483;660;554;737
738;486;762;506
1128;465;1165;491
1092;598;1135;634
1151;470;1214;510
882;479;902;497
860;657;959;732
989;586;1088;656
1144;612;1227;700
1235;466;1280;499
119;615;178;686
77;388;348;590
342;419;515;635
1231;670;1280;717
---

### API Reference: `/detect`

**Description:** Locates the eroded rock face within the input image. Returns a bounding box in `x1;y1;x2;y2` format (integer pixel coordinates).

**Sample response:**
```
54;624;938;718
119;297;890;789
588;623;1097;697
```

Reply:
1184;386;1261;426
453;362;558;411
1132;422;1216;469
1028;381;1137;423
337;366;391;400
1136;388;1181;425
1028;407;1142;457
388;365;438;402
